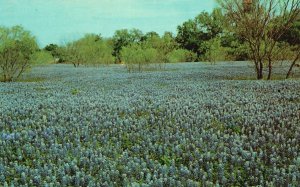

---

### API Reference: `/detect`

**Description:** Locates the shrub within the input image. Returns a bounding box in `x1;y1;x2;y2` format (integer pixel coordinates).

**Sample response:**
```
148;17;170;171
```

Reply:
201;37;227;64
30;50;54;65
121;44;162;72
64;34;115;67
167;49;197;63
0;26;38;82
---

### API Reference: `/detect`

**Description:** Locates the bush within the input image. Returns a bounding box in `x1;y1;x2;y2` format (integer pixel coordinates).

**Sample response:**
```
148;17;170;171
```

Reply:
167;49;197;63
201;37;227;64
121;44;163;72
64;34;115;67
0;26;38;82
30;50;54;65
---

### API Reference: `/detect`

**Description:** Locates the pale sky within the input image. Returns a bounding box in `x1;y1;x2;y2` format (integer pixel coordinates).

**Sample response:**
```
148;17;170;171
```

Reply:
0;0;216;47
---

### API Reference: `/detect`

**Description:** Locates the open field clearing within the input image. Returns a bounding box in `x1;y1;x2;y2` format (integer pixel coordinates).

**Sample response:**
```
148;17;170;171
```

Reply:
1;62;300;186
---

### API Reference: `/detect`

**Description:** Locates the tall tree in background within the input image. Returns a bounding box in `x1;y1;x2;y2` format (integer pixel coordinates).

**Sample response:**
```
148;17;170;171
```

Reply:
44;44;64;63
176;8;224;59
217;0;300;80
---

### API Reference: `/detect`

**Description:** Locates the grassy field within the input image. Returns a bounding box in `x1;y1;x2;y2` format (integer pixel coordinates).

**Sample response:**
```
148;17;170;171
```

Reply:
0;62;300;186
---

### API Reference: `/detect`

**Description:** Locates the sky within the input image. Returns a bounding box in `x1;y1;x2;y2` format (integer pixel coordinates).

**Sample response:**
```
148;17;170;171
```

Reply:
0;0;216;47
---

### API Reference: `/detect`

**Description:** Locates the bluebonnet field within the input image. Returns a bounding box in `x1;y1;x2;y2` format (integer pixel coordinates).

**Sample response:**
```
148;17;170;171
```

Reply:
0;62;300;186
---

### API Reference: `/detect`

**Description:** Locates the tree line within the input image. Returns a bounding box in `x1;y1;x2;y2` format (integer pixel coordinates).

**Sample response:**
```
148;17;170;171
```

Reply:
1;0;300;82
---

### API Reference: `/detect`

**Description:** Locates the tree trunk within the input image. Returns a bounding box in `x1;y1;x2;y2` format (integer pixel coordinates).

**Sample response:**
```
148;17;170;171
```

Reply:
73;63;80;68
254;60;260;79
257;61;264;80
267;58;272;80
286;50;300;79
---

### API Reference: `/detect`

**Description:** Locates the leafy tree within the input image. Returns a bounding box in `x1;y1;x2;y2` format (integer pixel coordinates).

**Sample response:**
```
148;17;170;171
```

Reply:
64;34;114;67
0;25;38;82
195;8;224;39
30;50;54;65
176;8;224;59
217;0;300;80
120;43;161;72
167;49;197;63
142;32;178;63
161;32;179;58
176;19;203;57
112;29;143;63
64;40;82;67
220;33;249;61
44;43;64;63
44;44;58;57
141;31;160;42
201;37;227;64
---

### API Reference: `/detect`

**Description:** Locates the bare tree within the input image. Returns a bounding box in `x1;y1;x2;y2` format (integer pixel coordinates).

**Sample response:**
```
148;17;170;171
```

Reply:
217;0;300;79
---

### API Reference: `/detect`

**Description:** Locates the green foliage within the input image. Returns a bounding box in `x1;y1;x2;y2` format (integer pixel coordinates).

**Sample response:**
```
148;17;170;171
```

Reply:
120;31;197;69
280;18;300;45
0;25;38;82
272;42;295;62
217;0;300;80
176;19;202;56
121;43;161;72
167;49;197;63
112;29;143;63
30;50;54;65
44;44;60;61
201;37;227;64
176;8;225;59
141;31;160;41
44;43;58;52
44;44;68;63
221;33;249;61
226;42;250;61
63;34;115;67
142;32;178;63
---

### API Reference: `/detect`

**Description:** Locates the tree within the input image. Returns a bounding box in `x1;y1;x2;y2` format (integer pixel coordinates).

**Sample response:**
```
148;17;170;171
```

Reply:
176;8;224;59
30;50;54;65
280;17;300;45
63;34;114;67
64;40;82;67
112;29;143;63
161;32;179;58
201;37;227;64
0;25;38;82
141;31;160;42
217;0;300;80
120;43;160;72
142;32;178;63
167;49;197;63
220;33;249;61
280;17;300;78
176;19;205;58
44;43;62;63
